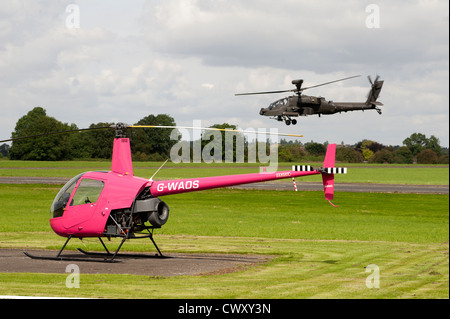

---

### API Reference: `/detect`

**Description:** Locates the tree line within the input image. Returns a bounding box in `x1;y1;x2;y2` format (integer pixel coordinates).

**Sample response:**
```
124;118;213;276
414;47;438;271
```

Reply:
279;134;448;164
0;107;448;164
1;107;178;161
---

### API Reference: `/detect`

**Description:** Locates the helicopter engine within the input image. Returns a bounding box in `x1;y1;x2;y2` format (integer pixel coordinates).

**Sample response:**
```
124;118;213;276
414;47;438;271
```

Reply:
135;197;170;227
105;197;169;237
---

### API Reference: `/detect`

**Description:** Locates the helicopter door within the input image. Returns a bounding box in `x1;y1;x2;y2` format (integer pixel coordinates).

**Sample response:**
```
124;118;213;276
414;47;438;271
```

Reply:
62;178;105;229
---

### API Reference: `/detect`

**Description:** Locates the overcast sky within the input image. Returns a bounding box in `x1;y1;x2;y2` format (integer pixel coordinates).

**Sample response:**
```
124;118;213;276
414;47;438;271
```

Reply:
1;0;448;148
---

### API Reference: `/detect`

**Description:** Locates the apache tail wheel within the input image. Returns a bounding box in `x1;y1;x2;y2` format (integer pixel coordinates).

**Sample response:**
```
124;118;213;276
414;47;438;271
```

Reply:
148;200;169;227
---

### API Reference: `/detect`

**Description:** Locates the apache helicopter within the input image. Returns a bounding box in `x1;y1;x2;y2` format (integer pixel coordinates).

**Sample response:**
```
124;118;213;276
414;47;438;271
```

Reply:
236;75;384;125
1;123;347;262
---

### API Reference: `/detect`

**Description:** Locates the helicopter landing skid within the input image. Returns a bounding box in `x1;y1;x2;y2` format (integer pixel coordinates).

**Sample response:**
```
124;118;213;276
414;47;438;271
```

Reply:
23;250;119;263
77;235;167;259
23;232;165;263
23;235;118;263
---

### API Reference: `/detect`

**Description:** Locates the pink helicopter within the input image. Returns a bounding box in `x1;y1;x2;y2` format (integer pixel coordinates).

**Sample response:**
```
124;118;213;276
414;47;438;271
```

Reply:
7;123;347;262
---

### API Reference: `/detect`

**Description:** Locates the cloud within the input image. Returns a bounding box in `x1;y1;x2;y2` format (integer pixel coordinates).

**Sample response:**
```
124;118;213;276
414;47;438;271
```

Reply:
141;0;448;72
0;0;448;148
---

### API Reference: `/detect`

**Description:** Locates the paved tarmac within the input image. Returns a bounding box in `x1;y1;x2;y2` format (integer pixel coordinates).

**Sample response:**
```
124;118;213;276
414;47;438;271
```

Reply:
0;249;271;277
231;181;449;194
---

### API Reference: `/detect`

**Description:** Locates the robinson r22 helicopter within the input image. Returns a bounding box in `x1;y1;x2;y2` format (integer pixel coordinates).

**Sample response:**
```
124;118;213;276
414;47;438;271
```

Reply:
1;123;347;262
236;75;384;125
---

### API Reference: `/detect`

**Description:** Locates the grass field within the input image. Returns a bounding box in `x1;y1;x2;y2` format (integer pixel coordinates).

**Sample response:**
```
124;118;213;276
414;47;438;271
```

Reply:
0;181;448;299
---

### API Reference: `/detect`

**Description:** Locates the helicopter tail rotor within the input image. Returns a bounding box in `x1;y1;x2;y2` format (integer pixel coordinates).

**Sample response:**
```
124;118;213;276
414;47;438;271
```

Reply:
319;144;338;205
367;75;380;85
318;144;347;206
366;75;384;107
292;144;347;206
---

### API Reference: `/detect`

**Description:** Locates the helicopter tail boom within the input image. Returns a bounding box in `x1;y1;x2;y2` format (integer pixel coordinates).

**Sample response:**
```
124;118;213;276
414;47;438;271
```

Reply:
149;144;347;204
149;168;320;197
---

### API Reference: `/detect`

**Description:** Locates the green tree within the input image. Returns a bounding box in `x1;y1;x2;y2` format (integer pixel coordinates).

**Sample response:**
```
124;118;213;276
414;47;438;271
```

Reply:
391;146;413;164
370;149;393;163
403;132;443;159
403;133;428;155
9;107;75;160
0;144;10;157
438;155;449;164
78;122;115;159
335;147;364;163
362;148;374;161
356;139;385;153
305;142;326;156
416;149;439;164
425;135;442;156
131;114;178;160
278;144;294;162
200;123;247;162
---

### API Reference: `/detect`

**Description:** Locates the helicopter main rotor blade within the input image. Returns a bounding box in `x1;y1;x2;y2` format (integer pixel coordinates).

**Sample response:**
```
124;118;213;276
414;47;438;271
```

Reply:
0;126;111;143
235;75;360;96
300;75;361;91
235;89;296;96
1;123;304;143
130;125;303;138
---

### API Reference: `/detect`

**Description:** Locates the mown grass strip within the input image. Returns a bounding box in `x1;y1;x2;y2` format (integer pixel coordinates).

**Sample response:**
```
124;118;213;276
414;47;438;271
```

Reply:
0;237;447;299
0;184;447;299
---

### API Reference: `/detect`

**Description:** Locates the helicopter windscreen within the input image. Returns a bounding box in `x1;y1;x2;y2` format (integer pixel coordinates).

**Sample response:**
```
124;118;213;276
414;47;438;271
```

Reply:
268;98;288;110
70;178;104;206
50;173;84;218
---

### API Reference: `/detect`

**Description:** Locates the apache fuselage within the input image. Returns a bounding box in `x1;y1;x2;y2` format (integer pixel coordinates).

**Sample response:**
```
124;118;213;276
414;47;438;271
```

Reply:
260;94;382;116
259;79;384;125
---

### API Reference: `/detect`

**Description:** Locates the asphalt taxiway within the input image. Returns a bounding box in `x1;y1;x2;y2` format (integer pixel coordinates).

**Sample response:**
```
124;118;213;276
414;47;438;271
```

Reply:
0;176;447;194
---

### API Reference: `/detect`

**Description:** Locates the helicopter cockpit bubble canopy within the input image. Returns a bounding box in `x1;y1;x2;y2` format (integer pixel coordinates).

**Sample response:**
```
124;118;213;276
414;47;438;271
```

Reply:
268;97;288;110
50;173;85;219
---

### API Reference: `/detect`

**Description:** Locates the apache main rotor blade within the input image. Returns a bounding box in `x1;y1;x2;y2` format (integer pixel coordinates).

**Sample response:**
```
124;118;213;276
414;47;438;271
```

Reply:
235;75;361;96
0;126;111;143
300;75;361;91
130;125;303;138
235;89;296;96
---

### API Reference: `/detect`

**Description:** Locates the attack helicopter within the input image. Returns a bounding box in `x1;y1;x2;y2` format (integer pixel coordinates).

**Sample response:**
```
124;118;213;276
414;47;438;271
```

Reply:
1;123;347;262
236;75;384;125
